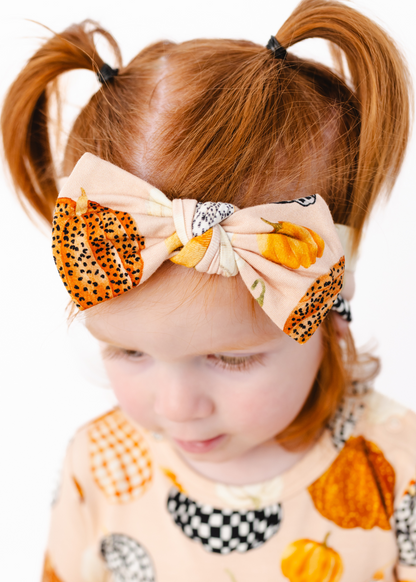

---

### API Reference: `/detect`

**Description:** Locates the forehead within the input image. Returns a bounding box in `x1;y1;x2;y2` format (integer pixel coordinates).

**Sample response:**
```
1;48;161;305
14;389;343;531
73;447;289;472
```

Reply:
85;262;282;354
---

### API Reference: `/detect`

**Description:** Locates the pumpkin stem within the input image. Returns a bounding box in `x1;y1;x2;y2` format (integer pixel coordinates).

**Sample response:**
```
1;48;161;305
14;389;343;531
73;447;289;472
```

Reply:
261;217;283;233
76;187;89;216
322;532;331;547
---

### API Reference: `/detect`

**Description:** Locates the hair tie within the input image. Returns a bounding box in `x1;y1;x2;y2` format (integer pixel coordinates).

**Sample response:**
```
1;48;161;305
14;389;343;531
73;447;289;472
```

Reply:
97;63;119;84
266;36;287;60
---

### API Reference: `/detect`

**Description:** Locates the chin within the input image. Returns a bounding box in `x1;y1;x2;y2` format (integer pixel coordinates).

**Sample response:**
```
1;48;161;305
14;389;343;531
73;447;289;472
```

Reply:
172;437;233;462
183;443;251;467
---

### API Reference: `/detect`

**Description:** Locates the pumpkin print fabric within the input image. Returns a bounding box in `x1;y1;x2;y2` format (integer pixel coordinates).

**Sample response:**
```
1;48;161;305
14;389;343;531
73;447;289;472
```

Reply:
280;533;343;582
100;534;156;582
88;409;153;503
52;153;348;343
41;389;416;582
52;191;145;310
395;479;416;565
307;435;396;530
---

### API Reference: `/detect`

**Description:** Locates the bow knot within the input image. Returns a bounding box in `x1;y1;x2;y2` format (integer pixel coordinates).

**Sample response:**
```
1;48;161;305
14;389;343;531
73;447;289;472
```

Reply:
168;199;238;276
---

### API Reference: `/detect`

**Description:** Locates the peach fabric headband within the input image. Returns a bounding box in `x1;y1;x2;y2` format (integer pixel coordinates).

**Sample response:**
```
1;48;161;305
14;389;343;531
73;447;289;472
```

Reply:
52;153;351;344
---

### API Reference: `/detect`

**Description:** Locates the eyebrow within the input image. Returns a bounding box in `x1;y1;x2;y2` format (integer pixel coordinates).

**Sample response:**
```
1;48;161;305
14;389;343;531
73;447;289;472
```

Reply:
87;327;279;353
208;337;280;352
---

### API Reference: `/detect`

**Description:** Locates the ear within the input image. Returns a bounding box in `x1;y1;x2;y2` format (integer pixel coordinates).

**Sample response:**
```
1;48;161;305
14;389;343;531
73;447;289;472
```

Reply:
333;311;350;340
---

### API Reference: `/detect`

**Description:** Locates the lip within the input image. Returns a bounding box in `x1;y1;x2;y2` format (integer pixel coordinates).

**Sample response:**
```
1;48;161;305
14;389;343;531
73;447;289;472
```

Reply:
173;434;226;453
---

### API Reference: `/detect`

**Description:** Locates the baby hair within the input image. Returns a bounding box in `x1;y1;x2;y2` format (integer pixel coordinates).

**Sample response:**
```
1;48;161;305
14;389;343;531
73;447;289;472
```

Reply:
1;0;412;449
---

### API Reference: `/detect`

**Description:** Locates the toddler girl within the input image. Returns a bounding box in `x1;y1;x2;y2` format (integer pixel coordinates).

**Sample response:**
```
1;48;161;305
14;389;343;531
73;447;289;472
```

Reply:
2;0;415;580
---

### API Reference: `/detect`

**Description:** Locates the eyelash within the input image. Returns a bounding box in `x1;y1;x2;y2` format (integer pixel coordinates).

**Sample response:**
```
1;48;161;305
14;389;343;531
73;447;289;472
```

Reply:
102;347;143;362
208;354;264;372
102;347;264;372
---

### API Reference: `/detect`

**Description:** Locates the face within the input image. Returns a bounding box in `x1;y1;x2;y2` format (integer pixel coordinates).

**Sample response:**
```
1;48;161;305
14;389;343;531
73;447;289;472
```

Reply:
85;263;324;480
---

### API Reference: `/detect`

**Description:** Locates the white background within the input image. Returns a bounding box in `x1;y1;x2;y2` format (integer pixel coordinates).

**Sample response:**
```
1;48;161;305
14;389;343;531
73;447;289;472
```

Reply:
0;0;415;579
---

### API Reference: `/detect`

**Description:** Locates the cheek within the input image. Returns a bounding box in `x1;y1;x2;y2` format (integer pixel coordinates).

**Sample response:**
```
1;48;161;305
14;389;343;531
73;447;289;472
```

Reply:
225;335;323;434
103;361;152;423
225;382;308;436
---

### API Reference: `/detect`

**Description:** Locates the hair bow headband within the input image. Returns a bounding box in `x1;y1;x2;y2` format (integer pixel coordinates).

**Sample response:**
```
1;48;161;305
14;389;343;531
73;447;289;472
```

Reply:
52;153;352;343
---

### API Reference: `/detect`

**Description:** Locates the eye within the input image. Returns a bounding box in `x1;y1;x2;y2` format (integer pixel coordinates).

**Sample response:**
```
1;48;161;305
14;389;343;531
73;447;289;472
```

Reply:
208;354;265;372
101;346;144;362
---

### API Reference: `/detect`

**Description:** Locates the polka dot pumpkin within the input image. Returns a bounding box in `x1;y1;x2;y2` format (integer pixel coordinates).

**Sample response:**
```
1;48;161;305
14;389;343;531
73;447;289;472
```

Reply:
52;190;145;310
283;256;345;344
88;409;153;503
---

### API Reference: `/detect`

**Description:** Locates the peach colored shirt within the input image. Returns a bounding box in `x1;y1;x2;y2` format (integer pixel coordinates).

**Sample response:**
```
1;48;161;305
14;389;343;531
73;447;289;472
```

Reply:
42;388;416;582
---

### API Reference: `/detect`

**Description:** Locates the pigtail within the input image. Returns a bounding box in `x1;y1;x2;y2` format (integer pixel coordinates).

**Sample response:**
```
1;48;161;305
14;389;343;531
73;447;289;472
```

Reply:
1;21;122;224
275;0;413;253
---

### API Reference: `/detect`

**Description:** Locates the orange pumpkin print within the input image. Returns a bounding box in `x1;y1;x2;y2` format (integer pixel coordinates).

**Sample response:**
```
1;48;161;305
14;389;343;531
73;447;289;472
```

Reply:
170;228;213;268
72;475;85;502
281;532;343;582
283;257;345;344
367;558;398;581
257;218;325;270
52;189;145;310
308;436;395;530
160;466;188;493
88;409;153;503
42;554;64;582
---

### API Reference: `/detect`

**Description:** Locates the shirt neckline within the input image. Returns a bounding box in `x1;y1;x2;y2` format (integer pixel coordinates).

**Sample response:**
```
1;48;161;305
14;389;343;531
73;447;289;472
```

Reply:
104;385;371;509
142;423;340;507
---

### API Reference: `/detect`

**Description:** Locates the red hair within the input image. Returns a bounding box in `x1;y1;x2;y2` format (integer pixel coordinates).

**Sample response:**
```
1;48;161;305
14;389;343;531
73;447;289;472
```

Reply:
1;0;412;448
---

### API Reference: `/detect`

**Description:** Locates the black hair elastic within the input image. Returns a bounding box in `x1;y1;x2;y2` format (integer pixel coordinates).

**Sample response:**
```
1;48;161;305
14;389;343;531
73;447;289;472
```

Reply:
97;63;119;84
266;36;287;60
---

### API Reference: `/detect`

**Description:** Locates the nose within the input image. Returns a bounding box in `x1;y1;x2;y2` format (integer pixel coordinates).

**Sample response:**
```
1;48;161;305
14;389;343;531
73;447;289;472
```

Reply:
153;365;214;423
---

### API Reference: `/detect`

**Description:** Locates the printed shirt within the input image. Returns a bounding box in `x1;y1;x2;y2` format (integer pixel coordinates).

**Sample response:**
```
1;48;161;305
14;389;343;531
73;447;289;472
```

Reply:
42;387;416;582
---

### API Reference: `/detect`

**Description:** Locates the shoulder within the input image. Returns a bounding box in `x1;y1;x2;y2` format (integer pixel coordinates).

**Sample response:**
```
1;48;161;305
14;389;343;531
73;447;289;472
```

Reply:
329;384;416;449
68;406;151;465
359;389;416;460
328;385;416;497
70;407;149;445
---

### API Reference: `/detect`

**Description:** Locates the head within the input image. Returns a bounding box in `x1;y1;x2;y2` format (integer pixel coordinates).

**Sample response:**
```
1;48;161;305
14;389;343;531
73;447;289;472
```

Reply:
2;0;412;455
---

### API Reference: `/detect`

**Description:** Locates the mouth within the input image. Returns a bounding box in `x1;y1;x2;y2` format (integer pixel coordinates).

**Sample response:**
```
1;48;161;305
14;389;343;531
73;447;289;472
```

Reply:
173;434;226;453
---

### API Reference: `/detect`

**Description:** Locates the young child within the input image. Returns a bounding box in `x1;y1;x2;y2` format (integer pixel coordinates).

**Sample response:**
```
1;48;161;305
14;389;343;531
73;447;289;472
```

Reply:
2;0;415;580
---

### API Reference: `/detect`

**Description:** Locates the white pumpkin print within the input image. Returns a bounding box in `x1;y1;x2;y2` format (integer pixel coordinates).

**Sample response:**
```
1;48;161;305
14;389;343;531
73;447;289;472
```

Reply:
215;475;284;509
366;390;407;425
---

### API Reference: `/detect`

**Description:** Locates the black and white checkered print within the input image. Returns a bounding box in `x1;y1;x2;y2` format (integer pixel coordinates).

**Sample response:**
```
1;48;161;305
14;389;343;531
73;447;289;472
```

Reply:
166;488;283;554
327;385;368;451
395;486;416;566
331;294;352;322
272;195;316;207
100;533;156;582
192;202;234;237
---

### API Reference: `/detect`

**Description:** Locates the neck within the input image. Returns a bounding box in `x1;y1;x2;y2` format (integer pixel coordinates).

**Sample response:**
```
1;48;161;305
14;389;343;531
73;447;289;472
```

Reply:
180;438;313;486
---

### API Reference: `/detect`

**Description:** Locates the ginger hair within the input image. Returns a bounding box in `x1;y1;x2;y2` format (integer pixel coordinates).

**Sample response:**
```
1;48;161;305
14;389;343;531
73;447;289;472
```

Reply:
1;0;412;449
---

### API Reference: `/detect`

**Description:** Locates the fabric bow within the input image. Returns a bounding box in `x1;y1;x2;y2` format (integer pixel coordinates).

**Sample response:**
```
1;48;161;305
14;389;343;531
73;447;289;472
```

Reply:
52;153;346;344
